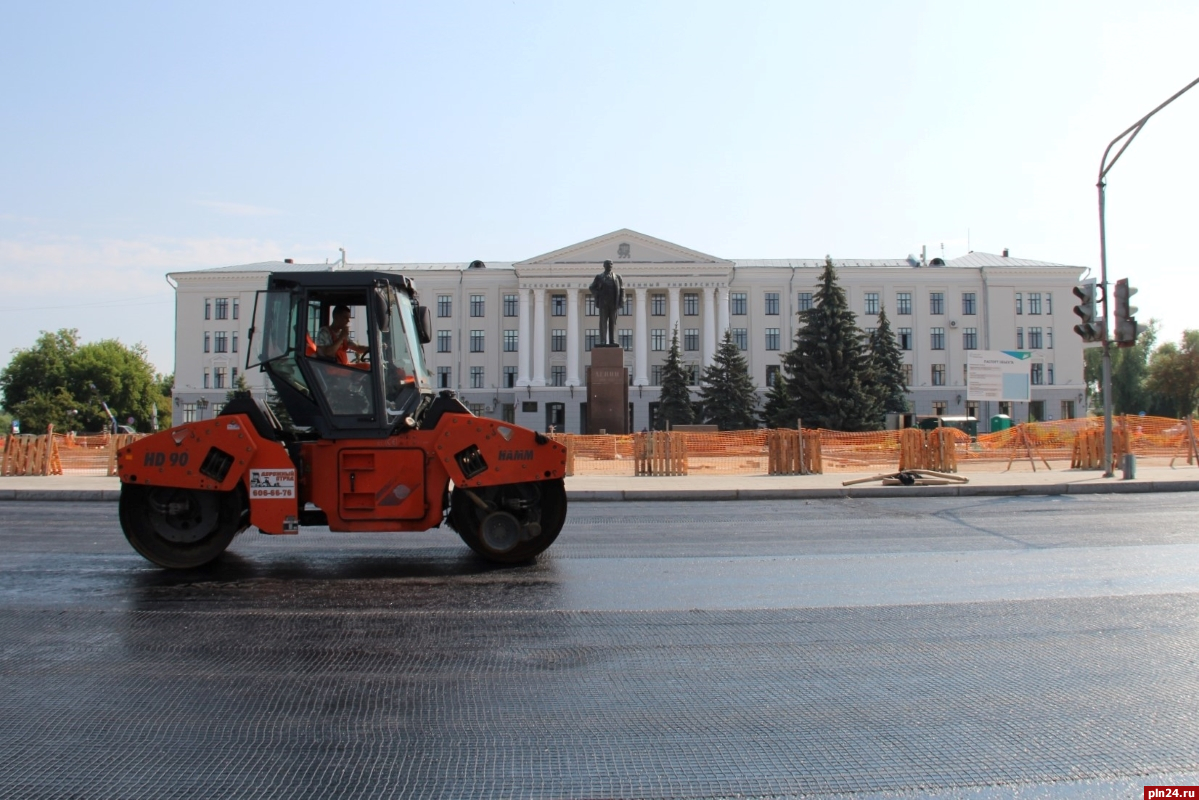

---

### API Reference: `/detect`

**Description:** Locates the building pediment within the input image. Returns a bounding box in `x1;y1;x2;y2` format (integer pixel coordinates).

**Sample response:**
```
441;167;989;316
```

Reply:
515;229;733;270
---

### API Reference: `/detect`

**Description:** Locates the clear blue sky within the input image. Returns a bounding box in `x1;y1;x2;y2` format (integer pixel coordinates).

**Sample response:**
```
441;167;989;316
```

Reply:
2;0;1197;375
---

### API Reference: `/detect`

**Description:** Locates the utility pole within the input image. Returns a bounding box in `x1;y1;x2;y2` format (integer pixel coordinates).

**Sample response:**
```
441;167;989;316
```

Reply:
1096;75;1199;476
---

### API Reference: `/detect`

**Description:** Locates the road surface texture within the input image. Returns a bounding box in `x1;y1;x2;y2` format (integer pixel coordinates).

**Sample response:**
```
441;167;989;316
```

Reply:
2;494;1198;799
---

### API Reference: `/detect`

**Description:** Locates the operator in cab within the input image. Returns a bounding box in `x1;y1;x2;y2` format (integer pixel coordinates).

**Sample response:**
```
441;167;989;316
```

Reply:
316;305;368;364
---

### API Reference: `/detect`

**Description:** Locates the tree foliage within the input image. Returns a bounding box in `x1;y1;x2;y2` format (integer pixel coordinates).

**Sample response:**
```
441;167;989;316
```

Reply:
0;329;168;433
760;370;793;428
655;325;694;429
777;257;882;431
1146;330;1199;418
868;305;908;414
698;329;759;430
1083;321;1158;415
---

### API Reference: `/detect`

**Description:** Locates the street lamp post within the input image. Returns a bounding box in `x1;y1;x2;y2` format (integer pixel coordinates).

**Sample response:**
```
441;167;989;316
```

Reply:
1097;75;1199;476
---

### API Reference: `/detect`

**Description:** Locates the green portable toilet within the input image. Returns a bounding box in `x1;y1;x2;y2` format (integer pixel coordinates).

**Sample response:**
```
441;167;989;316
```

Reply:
990;414;1012;433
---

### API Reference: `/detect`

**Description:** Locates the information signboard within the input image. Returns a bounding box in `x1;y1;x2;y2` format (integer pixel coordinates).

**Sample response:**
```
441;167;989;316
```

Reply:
967;350;1031;402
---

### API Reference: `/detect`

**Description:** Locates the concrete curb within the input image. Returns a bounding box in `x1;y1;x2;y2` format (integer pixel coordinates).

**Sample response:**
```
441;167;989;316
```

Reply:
1;481;1197;503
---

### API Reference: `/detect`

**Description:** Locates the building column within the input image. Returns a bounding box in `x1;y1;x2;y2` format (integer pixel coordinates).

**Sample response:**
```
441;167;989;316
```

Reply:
703;286;717;366
717;286;730;338
668;287;681;345
633;287;648;386
517;288;531;386
566;288;580;386
532;288;546;386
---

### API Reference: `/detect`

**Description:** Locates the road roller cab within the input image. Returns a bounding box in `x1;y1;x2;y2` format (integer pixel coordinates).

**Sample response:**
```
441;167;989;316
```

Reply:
117;271;568;569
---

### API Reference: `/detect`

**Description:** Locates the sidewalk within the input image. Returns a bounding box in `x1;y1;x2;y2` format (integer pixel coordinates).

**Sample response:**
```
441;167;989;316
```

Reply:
3;463;1198;502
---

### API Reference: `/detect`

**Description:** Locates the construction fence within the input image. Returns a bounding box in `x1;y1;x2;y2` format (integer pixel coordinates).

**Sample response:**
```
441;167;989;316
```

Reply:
4;415;1198;478
551;415;1199;476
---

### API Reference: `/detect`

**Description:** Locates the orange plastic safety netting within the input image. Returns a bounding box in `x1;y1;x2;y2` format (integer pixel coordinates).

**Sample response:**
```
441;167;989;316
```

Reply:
1;432;144;476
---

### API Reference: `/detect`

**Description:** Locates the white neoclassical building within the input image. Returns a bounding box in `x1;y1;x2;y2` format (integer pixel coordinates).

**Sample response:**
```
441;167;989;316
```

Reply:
168;228;1088;433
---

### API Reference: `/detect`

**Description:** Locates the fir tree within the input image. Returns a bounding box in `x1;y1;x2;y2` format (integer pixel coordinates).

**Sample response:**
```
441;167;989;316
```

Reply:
760;370;794;428
868;305;909;414
780;256;883;431
698;329;759;430
655;325;695;429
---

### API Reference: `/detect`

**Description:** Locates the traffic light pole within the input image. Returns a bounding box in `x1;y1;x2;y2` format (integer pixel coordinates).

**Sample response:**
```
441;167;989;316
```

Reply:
1096;75;1199;477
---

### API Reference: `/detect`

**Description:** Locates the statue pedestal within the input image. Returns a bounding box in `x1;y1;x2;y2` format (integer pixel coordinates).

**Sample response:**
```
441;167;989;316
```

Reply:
586;346;629;435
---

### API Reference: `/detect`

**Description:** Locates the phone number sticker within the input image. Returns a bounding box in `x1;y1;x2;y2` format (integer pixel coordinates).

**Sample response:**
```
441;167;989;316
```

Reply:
249;469;296;499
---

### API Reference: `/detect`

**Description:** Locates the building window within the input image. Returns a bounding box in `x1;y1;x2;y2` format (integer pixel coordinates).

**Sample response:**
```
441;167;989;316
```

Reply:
864;292;880;315
1061;399;1075;420
470;331;485;352
930;292;944;315
437;366;452;388
214;331;227;353
764;292;779;315
684;328;699;351
932;400;947;416
963;327;978;350
730;292;747;315
503;329;518;352
684;293;699;316
585;296;598;316
1048;363;1055;385
732;328;748;350
898;327;912;350
504;294;519;317
685;364;700;386
766;364;780;387
1016;327;1024;349
798;292;813;312
213;367;226;389
651;329;666;351
585;329;599;351
215;298;228;320
1028;327;1043;349
437;295;452;317
503;366;517;388
470;295;485;317
901;363;913;385
1046;293;1053;315
1028;293;1042;315
204;299;211;320
896;292;912;315
551;329;566;352
1031;363;1044;385
1015;293;1023;315
864;327;876;340
551;366;566;386
231;332;238;353
232;298;239;320
932;364;946;386
651;294;666;316
620;296;632;317
1047;328;1054;349
549;294;565;317
470;367;484;389
651;365;663;385
618;329;633;350
181;403;196;423
930;327;945;350
962;292;977;315
437;330;452;353
203;332;210;353
765;328;780;351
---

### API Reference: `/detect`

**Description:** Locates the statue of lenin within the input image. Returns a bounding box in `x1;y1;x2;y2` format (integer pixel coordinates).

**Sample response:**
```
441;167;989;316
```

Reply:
589;260;624;347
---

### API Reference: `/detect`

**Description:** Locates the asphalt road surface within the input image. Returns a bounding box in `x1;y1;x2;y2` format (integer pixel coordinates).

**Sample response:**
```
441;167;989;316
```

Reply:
2;494;1199;799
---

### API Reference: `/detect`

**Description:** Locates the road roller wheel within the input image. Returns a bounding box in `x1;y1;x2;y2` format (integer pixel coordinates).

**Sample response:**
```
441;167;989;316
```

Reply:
119;484;248;569
449;478;567;563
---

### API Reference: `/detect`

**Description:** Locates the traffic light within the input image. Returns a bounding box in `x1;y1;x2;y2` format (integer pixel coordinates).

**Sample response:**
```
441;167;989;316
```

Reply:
1113;278;1147;347
1072;280;1102;342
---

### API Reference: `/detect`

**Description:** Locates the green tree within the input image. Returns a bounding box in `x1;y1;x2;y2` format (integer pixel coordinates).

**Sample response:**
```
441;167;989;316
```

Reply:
1083;320;1157;414
0;328;167;433
655;325;694;429
868;305;908;414
779;257;882;431
698;329;759;430
225;373;251;402
1146;330;1199;418
760;370;793;428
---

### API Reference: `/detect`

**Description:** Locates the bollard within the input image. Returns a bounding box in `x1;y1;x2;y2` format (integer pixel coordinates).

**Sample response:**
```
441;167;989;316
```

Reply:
1121;453;1136;480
